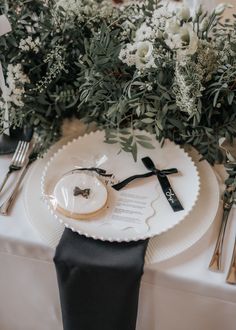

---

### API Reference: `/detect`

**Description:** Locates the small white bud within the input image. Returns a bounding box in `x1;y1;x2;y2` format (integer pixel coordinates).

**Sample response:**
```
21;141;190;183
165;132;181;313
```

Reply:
214;3;233;16
196;4;203;17
176;5;191;21
199;17;209;32
155;30;163;39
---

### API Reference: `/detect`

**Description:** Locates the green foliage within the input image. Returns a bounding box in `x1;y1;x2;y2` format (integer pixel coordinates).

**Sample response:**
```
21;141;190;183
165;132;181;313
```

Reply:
0;0;236;164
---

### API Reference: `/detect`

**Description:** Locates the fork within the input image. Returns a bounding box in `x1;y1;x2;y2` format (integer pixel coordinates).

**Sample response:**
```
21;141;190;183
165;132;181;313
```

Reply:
0;143;41;215
0;140;29;194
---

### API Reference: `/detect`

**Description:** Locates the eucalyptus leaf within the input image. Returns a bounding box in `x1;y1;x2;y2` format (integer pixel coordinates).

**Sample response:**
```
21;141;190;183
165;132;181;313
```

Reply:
137;141;155;149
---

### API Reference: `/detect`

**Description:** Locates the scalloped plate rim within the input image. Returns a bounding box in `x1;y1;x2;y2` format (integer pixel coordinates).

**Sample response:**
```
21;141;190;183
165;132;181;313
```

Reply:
41;130;200;242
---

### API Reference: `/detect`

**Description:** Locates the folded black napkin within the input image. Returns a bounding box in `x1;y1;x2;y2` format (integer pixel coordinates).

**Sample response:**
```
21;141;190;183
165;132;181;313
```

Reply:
0;126;33;154
54;228;149;330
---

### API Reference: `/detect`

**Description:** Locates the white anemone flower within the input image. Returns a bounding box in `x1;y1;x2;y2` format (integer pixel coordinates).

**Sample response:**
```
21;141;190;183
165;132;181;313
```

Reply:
165;23;198;55
135;41;156;69
179;23;199;55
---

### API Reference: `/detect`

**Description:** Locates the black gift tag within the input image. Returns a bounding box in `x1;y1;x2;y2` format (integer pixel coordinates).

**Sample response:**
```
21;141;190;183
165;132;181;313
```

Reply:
142;157;183;212
157;175;184;212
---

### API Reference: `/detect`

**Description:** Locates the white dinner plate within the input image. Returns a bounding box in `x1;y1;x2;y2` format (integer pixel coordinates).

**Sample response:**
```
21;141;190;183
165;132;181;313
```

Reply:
41;131;200;242
23;137;220;263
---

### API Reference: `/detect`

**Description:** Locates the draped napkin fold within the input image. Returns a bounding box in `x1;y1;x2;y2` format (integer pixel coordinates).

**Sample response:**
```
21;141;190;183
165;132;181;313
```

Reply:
54;228;149;330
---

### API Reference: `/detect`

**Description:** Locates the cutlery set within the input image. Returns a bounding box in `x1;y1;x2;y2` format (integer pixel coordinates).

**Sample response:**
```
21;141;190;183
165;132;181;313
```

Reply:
209;145;236;285
0;140;41;215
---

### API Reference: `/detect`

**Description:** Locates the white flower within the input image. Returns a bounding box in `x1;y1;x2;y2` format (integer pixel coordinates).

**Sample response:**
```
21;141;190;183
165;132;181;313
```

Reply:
135;41;155;69
19;36;40;53
165;23;198;55
122;20;136;32
179;23;198;55
151;6;172;29
152;6;172;20
176;5;191;21
119;44;136;67
135;23;154;42
186;34;198;55
166;18;180;34
55;0;113;20
3;64;30;108
165;34;180;50
214;3;233;15
136;41;153;60
56;0;80;14
179;23;193;42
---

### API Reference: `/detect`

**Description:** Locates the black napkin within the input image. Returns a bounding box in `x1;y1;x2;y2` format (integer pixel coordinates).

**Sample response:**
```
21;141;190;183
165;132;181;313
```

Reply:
54;228;149;330
0;126;33;154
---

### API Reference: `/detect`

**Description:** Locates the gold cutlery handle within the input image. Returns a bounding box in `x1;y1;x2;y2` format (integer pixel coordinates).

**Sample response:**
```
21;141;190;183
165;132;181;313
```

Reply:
208;202;232;272
226;237;236;284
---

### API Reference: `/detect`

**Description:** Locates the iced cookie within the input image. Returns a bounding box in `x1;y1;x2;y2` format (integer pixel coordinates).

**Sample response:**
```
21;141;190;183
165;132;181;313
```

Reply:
53;172;108;219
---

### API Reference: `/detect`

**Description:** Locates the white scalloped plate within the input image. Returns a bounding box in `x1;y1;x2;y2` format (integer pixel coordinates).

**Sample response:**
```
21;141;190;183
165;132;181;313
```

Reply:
41;131;200;241
41;131;200;242
24;141;220;263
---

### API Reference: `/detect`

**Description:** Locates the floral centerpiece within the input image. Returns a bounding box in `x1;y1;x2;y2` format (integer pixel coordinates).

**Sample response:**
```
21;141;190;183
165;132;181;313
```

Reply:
0;0;236;163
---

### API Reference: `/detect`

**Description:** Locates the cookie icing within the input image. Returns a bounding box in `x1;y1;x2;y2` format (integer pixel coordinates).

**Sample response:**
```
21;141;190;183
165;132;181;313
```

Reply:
53;172;108;219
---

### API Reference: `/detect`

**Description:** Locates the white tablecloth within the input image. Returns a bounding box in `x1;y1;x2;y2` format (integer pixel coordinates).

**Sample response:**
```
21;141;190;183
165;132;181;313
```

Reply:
0;152;236;330
1;1;236;329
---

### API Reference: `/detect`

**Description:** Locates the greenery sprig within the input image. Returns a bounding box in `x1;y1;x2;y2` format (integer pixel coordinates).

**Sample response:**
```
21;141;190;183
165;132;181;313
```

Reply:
0;0;236;163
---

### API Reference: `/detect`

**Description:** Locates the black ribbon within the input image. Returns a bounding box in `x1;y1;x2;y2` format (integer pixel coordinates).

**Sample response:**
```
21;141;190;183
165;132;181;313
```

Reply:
112;156;183;212
111;171;154;190
64;167;113;178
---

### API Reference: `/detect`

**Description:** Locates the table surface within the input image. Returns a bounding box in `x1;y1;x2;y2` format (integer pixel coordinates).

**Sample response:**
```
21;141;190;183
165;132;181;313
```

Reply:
1;151;236;300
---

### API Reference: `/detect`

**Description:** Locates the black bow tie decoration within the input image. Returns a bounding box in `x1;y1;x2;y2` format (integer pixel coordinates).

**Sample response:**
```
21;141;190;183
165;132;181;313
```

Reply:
73;186;91;198
112;156;184;212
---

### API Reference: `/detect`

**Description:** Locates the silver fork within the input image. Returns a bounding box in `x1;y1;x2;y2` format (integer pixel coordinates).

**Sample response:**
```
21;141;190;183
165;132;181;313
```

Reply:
0;140;29;194
0;143;41;215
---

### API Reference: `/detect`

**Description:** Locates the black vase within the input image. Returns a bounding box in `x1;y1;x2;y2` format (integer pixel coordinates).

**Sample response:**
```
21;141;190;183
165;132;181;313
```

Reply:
0;126;33;154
